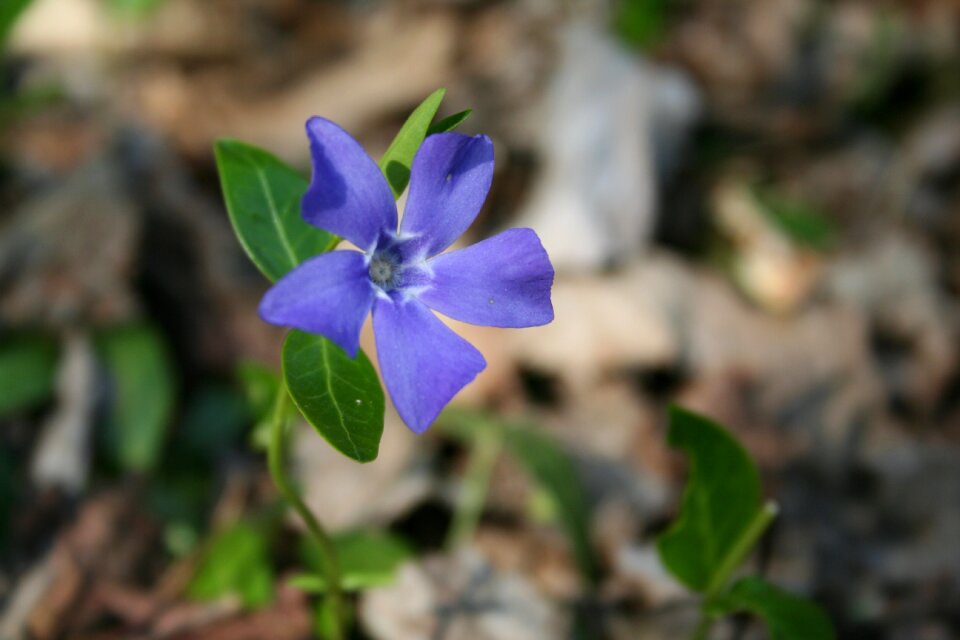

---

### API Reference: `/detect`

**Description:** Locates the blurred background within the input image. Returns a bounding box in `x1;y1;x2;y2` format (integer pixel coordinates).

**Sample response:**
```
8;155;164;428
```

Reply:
1;0;959;638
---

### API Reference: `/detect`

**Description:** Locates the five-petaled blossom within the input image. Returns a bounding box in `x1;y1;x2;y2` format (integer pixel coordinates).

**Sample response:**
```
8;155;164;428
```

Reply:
259;118;555;433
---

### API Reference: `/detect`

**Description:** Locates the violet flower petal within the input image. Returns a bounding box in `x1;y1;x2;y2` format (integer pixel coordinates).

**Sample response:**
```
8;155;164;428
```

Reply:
399;133;494;258
259;250;375;357
372;296;486;433
303;117;398;250
418;228;555;328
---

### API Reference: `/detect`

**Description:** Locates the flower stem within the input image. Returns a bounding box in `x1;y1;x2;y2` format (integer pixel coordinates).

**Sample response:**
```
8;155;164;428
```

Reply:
445;425;503;550
267;386;345;640
689;500;779;640
704;500;778;600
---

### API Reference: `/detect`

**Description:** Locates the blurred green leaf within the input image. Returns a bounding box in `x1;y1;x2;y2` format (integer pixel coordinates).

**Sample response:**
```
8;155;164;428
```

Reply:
0;0;32;46
614;0;669;49
656;406;762;592
97;325;175;473
503;425;599;585
215;139;337;283
0;335;58;416
752;186;836;251
716;577;834;640
237;361;284;451
426;109;472;136
238;361;280;420
180;383;249;457
164;520;200;557
292;529;413;592
187;521;274;608
103;0;165;18
379;88;446;198
282;331;384;463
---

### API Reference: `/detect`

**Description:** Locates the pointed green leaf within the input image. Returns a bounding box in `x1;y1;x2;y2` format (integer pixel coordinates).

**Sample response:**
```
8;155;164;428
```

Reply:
282;331;384;462
656;407;762;592
503;425;599;584
717;577;834;640
292;529;413;592
215;139;337;283
378;88;446;198
97;325;175;472
0;335;58;417
426;109;472;136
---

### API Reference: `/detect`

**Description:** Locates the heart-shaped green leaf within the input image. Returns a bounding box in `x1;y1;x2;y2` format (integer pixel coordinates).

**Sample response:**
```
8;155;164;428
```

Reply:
717;577;834;640
378;88;447;198
656;406;762;592
215;139;337;283
282;331;384;462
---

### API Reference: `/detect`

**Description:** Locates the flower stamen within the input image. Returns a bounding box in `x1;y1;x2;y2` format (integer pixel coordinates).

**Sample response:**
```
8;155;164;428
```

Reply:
369;255;397;289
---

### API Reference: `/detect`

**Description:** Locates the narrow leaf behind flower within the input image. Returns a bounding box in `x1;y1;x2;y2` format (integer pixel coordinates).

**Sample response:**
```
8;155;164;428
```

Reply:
97;325;175;472
716;577;835;640
378;88;446;198
656;406;763;592
282;331;384;463
426;109;473;136
215;139;337;283
503;425;599;585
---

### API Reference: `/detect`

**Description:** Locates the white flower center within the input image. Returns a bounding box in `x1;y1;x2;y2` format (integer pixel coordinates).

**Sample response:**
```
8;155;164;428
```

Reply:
369;256;396;288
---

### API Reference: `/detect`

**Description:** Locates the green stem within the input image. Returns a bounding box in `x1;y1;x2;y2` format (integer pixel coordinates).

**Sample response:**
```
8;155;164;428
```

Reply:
268;387;344;640
690;501;779;640
704;501;778;599
445;426;503;550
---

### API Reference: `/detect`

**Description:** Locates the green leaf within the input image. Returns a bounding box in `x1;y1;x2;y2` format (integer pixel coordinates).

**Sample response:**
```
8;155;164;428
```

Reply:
503;425;599;584
187;522;275;608
614;0;670;49
292;529;413;592
180;384;249;457
97;325;175;472
0;0;32;46
103;0;165;18
426;109;472;136
237;361;284;451
215;139;337;283
717;577;835;640
282;331;384;462
378;88;446;198
751;185;836;251
0;335;58;416
656;406;762;592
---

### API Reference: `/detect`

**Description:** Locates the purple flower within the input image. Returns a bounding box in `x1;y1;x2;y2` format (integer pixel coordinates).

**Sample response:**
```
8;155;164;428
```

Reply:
259;118;555;433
